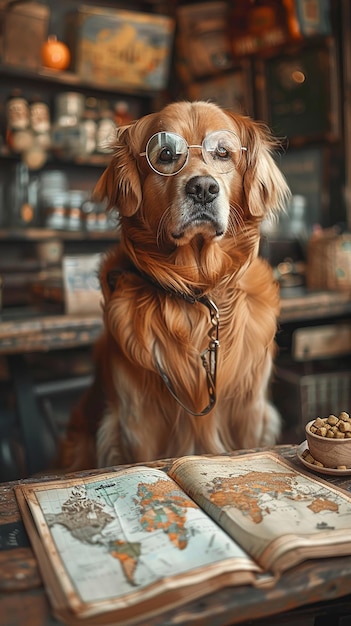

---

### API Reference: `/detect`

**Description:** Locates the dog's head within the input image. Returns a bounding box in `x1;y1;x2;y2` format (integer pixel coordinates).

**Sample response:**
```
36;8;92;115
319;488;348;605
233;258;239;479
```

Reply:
95;101;289;248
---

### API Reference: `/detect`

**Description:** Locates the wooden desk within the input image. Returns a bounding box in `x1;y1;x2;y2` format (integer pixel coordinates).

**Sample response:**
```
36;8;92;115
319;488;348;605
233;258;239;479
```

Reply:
0;289;350;356
279;287;351;323
1;445;351;626
0;313;103;355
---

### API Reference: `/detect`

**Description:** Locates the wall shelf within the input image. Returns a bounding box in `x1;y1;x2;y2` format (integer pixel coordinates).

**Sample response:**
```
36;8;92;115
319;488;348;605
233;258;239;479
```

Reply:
0;228;119;242
0;63;159;99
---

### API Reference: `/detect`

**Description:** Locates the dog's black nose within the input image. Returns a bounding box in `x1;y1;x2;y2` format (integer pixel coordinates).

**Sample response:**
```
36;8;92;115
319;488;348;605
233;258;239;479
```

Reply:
185;176;219;205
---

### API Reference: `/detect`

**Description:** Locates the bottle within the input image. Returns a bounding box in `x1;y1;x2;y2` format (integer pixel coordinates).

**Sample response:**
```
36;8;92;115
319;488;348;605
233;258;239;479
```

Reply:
6;89;30;132
52;92;85;159
6;89;32;154
29;95;51;150
114;100;133;127
79;98;98;157
8;163;37;227
24;97;50;170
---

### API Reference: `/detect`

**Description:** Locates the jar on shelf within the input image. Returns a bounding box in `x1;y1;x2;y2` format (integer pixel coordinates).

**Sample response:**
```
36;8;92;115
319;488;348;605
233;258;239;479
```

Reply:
38;170;69;228
29;95;51;150
39;170;69;193
54;92;85;127
44;191;69;230
51;124;82;160
30;96;51;134
52;92;85;160
81;199;97;231
66;189;87;231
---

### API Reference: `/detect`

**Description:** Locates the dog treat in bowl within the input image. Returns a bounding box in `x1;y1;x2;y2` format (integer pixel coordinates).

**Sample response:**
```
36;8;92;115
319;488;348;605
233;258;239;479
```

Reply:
309;412;351;438
305;412;351;469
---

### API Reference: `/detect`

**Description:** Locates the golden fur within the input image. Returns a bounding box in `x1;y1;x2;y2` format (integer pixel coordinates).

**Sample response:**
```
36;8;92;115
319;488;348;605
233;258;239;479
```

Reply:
58;101;290;471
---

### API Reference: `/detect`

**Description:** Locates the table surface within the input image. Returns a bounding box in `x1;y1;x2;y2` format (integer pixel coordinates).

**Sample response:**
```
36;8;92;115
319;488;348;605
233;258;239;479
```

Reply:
0;289;350;355
1;444;351;626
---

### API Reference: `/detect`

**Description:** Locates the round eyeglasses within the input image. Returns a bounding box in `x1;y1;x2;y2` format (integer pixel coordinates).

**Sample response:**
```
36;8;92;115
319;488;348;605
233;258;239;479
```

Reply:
139;130;247;177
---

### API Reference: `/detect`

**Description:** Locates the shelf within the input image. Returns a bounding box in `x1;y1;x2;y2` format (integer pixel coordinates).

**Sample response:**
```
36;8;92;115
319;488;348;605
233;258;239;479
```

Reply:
0;312;103;355
0;146;111;168
0;63;158;99
280;288;351;323
0;228;119;242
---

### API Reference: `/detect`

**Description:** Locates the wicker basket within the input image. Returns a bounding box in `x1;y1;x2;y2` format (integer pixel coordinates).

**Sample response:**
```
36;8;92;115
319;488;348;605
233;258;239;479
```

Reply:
306;230;351;291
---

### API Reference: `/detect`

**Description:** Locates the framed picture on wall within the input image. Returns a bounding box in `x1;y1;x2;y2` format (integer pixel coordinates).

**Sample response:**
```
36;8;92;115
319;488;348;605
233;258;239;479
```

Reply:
186;61;254;116
256;37;340;144
176;2;234;83
277;145;329;229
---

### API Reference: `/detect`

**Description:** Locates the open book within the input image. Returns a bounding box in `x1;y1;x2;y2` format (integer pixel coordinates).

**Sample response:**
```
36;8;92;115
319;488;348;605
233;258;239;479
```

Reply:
15;451;351;626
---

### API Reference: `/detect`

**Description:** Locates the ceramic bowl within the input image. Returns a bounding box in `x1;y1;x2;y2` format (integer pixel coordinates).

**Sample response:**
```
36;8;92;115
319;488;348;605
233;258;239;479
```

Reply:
305;419;351;469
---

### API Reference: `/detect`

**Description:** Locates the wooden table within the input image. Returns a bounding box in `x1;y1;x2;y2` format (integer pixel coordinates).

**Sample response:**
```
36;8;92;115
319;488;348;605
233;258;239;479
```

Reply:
1;445;351;626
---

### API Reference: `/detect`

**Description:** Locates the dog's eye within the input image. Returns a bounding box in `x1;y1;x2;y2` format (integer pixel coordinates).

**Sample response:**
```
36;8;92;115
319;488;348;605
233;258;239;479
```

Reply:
159;146;176;163
202;131;243;172
213;144;231;160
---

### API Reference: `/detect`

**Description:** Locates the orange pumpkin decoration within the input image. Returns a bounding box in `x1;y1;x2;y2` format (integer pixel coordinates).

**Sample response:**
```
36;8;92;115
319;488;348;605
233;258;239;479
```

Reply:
41;35;71;71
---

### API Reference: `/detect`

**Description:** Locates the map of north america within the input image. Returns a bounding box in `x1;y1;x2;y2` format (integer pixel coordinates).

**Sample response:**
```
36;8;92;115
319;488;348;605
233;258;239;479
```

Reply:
45;477;198;586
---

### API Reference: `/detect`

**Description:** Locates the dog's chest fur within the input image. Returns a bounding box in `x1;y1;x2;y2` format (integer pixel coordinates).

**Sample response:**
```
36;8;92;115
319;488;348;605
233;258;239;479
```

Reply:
97;252;280;465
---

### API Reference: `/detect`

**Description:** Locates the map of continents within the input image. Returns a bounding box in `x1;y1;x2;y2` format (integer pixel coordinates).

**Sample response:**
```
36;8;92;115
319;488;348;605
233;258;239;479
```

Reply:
205;469;339;525
45;476;198;587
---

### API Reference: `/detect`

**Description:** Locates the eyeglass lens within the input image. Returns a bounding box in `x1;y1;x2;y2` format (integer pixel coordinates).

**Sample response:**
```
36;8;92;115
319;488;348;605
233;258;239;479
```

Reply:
145;130;243;176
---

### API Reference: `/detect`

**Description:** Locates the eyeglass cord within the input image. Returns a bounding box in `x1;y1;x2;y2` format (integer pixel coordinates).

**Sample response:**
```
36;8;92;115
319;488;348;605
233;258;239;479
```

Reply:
154;296;219;417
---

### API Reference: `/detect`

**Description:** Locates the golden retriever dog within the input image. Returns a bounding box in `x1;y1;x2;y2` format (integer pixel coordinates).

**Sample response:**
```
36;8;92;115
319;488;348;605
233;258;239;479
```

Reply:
58;100;290;471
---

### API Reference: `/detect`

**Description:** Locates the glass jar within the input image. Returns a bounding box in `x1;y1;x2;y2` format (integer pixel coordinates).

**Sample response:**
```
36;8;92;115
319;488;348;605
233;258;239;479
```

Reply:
54;92;85;127
66;189;86;231
44;191;68;230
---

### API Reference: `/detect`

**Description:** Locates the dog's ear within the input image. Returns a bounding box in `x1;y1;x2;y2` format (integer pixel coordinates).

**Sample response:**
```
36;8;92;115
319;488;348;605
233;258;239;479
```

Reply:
226;112;290;218
244;120;291;218
93;125;143;217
